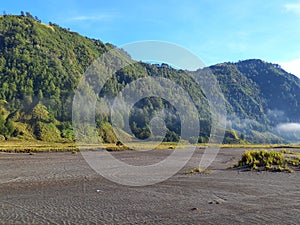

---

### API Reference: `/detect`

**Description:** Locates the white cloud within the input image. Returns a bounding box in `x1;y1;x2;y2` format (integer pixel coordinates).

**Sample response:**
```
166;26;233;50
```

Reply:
278;58;300;78
69;14;116;22
284;3;300;14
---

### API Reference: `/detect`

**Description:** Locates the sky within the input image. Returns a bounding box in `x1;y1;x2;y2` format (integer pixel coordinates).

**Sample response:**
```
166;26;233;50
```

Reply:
2;0;300;76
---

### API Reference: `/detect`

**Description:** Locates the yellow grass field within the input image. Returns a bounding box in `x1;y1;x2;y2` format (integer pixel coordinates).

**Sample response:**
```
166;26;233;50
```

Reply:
0;140;299;153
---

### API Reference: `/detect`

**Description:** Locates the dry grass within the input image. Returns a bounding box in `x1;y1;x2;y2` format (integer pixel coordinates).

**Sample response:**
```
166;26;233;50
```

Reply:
0;141;186;153
221;144;298;149
0;141;77;153
103;142;186;151
1;140;299;153
185;167;211;175
233;149;300;172
41;23;55;31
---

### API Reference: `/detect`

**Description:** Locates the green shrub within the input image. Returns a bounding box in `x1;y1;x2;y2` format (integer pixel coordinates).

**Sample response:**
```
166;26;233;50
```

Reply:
116;140;123;146
98;122;118;143
34;122;61;141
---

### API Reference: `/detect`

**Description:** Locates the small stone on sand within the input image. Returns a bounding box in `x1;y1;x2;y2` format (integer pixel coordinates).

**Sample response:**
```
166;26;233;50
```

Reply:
191;207;200;211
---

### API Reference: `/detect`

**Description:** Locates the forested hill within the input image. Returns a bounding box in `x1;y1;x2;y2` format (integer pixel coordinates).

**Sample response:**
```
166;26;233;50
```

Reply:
0;14;299;143
210;60;300;142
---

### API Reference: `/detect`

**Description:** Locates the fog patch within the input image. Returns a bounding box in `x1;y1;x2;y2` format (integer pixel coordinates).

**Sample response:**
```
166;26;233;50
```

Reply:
227;117;262;131
275;123;300;141
267;109;287;124
276;123;300;132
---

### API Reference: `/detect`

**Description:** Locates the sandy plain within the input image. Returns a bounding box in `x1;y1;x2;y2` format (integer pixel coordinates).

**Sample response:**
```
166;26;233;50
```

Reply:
0;148;299;224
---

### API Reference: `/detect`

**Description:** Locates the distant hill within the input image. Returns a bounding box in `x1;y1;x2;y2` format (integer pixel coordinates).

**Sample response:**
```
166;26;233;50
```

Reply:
210;60;300;142
0;13;299;143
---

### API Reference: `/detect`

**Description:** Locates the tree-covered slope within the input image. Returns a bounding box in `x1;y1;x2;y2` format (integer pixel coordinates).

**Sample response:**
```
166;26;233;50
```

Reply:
210;60;300;142
0;14;108;118
0;14;299;143
0;14;210;143
235;59;300;122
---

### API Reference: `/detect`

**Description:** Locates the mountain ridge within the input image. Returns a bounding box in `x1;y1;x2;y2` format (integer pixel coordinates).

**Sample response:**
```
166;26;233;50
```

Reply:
0;14;299;143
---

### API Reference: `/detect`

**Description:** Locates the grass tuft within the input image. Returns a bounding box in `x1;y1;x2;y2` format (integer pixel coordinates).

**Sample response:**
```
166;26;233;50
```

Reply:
233;150;300;172
106;145;132;151
71;150;78;154
185;167;211;175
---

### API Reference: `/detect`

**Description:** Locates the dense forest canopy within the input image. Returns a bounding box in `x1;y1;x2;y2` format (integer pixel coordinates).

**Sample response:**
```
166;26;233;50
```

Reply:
1;13;300;144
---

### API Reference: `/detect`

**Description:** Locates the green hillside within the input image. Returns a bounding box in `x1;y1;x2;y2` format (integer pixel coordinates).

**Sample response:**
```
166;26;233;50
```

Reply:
211;60;300;142
0;13;299;144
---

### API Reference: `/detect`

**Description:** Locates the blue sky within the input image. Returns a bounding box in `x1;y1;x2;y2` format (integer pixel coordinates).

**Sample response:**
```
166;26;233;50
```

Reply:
2;0;300;76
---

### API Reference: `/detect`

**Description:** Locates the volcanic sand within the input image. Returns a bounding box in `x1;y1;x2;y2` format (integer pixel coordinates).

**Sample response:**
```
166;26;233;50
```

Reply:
0;148;299;224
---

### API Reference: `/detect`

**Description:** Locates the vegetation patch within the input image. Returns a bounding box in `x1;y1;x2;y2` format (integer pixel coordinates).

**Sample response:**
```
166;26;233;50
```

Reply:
34;122;61;141
71;150;78;154
233;150;300;172
0;141;77;153
105;145;132;151
185;167;211;175
221;144;296;149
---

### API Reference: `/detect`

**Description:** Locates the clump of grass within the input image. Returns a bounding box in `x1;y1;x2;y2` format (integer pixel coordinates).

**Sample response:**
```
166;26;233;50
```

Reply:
280;149;296;154
234;150;299;173
71;150;78;154
106;145;131;151
185;167;211;175
116;141;123;146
